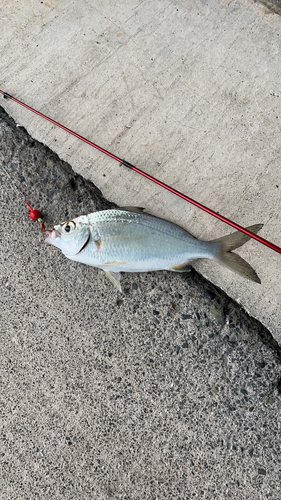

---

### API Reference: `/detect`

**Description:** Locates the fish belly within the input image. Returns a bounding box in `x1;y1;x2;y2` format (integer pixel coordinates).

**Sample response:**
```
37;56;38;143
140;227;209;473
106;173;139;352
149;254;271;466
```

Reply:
77;212;217;273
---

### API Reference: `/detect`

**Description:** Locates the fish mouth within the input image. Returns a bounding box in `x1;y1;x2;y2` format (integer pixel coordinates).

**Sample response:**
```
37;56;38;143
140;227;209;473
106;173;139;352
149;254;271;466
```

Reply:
45;228;61;243
76;233;91;254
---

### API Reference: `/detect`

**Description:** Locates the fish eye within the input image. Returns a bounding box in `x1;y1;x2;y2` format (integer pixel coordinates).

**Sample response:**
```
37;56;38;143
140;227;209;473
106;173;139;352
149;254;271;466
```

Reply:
62;221;76;233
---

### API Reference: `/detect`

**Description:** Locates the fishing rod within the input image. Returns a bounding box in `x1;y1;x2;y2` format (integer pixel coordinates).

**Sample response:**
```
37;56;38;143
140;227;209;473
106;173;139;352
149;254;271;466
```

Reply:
1;89;281;255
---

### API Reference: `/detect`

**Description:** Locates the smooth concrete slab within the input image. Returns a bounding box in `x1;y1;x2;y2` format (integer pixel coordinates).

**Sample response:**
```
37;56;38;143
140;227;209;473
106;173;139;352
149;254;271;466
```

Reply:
1;0;281;342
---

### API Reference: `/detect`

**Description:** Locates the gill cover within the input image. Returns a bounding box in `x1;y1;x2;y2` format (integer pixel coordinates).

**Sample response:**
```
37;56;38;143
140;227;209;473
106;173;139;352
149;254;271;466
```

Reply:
47;219;91;256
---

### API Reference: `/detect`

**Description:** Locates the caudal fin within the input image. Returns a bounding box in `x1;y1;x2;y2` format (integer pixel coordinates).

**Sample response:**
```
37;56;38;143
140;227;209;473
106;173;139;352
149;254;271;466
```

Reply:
211;224;263;283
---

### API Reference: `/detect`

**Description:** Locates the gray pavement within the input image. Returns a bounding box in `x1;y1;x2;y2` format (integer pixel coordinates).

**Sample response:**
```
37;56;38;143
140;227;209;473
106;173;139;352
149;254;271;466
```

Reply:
0;107;281;499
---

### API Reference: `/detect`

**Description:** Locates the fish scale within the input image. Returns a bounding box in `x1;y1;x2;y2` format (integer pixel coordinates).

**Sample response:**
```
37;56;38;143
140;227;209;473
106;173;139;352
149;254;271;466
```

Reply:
45;208;262;291
87;210;216;267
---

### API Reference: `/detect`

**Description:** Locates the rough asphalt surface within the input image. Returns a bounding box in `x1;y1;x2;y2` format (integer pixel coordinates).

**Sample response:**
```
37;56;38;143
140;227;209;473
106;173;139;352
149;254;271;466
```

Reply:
0;106;281;499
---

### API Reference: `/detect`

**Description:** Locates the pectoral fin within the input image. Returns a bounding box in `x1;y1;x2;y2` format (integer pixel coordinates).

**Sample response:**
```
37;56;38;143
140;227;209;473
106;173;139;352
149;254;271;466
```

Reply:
104;271;122;292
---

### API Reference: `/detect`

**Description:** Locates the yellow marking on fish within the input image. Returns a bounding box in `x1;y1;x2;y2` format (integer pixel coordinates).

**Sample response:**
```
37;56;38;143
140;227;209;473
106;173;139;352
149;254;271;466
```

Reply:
172;261;191;271
103;261;127;266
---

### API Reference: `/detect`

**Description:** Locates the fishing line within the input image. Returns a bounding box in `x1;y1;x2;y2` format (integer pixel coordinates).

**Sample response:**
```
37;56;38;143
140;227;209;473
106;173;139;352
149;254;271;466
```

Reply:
1;90;280;255
0;161;45;231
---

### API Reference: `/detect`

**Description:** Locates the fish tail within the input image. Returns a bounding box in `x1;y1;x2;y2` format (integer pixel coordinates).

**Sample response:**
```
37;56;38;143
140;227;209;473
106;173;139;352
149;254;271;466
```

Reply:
210;224;263;283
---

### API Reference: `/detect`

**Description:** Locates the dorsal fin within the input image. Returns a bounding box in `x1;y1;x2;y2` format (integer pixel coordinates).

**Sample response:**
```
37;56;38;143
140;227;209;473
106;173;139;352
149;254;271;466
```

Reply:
118;206;146;214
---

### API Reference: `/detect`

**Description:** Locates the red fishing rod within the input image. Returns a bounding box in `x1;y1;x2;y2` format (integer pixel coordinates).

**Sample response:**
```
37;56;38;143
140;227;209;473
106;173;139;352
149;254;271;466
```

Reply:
1;89;281;255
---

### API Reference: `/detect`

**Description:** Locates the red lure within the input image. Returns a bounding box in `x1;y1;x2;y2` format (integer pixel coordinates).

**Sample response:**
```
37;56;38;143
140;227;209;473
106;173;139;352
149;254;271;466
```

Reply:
24;200;45;231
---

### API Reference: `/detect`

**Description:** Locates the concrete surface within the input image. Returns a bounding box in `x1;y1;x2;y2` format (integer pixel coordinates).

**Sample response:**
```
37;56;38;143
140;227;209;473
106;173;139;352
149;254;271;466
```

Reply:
259;0;281;16
1;105;281;500
1;0;281;343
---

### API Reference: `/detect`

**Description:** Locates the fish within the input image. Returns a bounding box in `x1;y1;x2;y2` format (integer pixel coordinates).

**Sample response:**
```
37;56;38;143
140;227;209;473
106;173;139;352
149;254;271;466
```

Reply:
45;207;262;291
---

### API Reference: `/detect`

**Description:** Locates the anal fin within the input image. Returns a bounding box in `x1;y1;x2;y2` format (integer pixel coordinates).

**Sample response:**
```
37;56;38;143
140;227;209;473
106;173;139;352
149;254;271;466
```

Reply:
172;262;192;272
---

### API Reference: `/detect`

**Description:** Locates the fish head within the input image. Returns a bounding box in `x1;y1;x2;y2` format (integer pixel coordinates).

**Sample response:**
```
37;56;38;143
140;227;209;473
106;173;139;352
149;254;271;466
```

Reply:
45;215;91;256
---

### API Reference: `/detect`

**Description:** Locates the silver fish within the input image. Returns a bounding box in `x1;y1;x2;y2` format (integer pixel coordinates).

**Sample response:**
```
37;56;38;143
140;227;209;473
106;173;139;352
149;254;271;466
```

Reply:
45;207;262;291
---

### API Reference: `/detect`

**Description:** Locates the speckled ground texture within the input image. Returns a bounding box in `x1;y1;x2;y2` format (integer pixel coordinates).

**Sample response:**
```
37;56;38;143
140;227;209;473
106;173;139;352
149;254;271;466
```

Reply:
0;107;280;499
